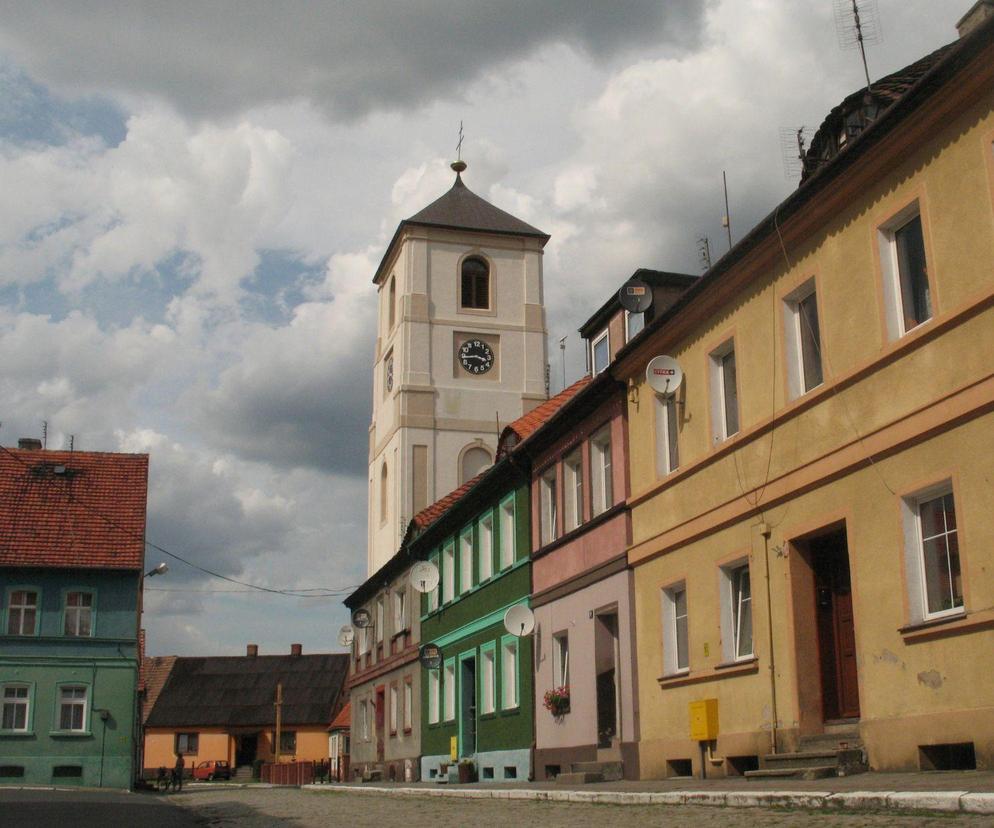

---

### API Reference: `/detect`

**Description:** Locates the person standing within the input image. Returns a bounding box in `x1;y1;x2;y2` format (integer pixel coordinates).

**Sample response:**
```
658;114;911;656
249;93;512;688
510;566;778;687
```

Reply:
173;753;185;792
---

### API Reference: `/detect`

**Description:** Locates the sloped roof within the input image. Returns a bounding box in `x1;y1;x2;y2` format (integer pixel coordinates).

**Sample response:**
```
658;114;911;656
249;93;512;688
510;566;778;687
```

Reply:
411;471;486;531
0;447;148;570
145;652;350;729
500;376;592;448
328;701;351;732
141;655;178;725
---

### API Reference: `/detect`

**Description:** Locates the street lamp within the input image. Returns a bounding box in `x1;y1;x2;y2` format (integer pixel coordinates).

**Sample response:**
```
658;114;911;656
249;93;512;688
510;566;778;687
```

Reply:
145;562;169;577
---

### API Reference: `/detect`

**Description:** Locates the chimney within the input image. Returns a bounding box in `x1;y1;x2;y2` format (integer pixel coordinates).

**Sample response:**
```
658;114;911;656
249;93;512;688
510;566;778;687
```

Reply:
18;438;43;450
957;0;994;38
290;643;302;657
246;644;258;657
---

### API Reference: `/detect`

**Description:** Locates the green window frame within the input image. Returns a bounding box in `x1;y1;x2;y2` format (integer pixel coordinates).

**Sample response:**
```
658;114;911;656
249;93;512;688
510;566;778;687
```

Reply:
4;586;42;637
441;541;455;604
479;641;497;716
62;588;97;638
1;682;35;734
458;525;474;595
498;493;516;571
443;657;456;723
457;649;476;758
477;509;495;584
52;682;91;736
499;634;520;711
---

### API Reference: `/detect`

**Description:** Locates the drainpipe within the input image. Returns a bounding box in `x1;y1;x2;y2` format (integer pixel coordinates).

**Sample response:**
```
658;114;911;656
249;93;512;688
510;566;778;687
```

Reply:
761;522;779;755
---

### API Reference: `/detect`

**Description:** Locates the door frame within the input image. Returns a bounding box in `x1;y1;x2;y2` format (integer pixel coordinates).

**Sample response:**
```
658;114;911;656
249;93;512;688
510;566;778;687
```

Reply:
457;649;477;759
593;605;622;745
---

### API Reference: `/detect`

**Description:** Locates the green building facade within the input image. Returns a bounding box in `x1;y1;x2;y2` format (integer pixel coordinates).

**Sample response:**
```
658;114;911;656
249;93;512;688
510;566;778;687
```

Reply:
418;470;534;782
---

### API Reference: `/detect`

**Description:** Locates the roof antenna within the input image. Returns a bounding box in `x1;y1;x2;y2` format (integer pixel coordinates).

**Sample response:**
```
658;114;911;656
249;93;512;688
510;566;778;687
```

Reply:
69;435;75;452
721;171;733;252
451;121;467;175
42;420;48;449
779;127;808;181
834;0;882;91
698;236;712;271
559;336;567;392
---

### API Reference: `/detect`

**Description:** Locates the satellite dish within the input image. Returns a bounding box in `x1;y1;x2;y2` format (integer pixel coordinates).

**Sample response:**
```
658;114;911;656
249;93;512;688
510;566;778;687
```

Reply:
351;608;372;629
646;355;684;396
503;604;535;637
410;561;440;594
618;278;653;314
337;625;355;647
419;643;443;670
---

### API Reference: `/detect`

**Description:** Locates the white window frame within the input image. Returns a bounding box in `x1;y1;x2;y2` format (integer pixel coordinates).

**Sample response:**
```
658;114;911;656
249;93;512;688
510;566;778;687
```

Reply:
6;589;38;636
359;700;369;740
719;561;753;662
590;426;613;517
901;482;964;623
625;309;645;342
552;631;569;688
428;669;440;724
478;513;494;583
879;202;932;339
501;637;519;710
563;448;583;532
58;685;88;733
499;497;515;569
591;328;610;375
375;596;385;643
389;685;398;734
403;679;413;731
654;394;679;477
442;542;455;603
393;587;408;632
481;645;496;715
540;468;558;546
783;279;824;398
443;659;456;722
64;591;94;638
661;583;689;676
1;684;30;732
459;528;474;595
709;339;739;443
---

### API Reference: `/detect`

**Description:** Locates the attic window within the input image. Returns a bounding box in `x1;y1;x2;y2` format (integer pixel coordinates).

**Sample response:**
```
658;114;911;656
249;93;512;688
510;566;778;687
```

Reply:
460;257;490;310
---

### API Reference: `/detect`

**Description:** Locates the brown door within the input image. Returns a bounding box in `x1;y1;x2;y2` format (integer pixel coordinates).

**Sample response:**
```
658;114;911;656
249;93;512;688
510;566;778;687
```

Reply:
375;687;385;762
812;530;860;720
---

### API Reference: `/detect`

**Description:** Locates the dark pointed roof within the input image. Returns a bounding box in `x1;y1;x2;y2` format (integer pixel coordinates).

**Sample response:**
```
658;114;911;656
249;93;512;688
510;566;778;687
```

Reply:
373;171;549;283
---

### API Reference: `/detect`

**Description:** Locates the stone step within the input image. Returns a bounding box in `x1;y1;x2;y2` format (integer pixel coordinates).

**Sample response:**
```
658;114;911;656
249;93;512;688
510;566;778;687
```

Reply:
799;735;863;752
555;771;604;785
570;761;624;782
744;765;837;781
764;751;839;769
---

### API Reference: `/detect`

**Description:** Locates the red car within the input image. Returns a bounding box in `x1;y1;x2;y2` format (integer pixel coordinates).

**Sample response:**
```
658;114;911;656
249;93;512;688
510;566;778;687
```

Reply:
192;760;231;781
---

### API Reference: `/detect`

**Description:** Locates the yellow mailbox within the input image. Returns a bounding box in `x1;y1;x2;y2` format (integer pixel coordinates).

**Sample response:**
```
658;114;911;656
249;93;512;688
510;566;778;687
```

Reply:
450;735;458;762
689;698;719;741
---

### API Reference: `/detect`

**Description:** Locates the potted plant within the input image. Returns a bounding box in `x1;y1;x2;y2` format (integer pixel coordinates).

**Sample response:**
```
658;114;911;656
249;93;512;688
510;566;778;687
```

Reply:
543;685;570;718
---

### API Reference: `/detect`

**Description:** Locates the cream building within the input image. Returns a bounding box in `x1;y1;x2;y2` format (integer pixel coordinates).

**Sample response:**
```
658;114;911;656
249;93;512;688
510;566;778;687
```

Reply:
367;162;549;575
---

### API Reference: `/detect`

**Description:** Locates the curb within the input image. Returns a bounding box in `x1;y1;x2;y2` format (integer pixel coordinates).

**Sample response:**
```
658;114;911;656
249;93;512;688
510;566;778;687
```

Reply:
300;783;994;815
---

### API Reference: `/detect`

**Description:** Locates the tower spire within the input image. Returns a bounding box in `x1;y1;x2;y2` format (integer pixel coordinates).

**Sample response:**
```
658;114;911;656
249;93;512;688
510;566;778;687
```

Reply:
452;120;467;175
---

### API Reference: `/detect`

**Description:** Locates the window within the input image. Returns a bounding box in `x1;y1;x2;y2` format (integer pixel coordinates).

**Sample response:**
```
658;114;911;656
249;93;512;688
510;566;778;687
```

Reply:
710;341;739;442
1;685;29;732
64;592;94;637
499;498;515;569
591;426;613;516
481;645;496;714
442;542;455;603
721;562;753;662
661;584;689;675
58;686;87;732
903;485;963;621
478;513;493;582
175;732;198;754
540;468;558;546
501;638;519;709
375;597;385;643
563;448;583;532
379;462;388;525
552;632;569;688
880;206;932;338
388;276;396;330
389;685;398;734
784;280;823;397
6;590;38;636
460;256;490;310
625;310;645;342
428;668;440;724
428;553;440;612
359;701;369;740
461;446;492;485
393;588;408;632
655;394;680;476
403;679;413;731
591;329;610;375
459;529;474;594
443;659;456;721
278;731;296;753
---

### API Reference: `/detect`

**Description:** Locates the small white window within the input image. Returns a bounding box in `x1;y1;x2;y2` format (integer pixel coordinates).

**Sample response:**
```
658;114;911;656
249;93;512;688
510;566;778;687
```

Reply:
6;590;38;636
428;669;440;724
720;562;753;662
784;280;823;398
64;591;94;637
902;484;963;622
403;680;413;730
388;276;397;330
479;514;493;582
442;543;455;603
389;685;398;734
879;205;932;339
552;631;569;688
375;597;385;643
540;468;558;545
359;700;369;740
591;329;610;375
443;660;456;721
482;648;496;714
58;686;87;732
393;588;408;632
654;395;679;477
563;448;583;532
459;529;473;594
625;310;645;342
501;640;518;709
661;584;689;675
590;426;613;517
499;499;515;569
1;685;30;731
709;340;739;442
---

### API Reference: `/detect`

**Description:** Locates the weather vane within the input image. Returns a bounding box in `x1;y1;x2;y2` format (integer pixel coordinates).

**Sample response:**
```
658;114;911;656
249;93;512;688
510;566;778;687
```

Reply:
456;120;464;162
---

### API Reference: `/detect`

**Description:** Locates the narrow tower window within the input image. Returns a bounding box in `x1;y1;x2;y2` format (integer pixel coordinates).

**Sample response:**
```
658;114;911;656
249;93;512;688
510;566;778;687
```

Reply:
461;257;490;310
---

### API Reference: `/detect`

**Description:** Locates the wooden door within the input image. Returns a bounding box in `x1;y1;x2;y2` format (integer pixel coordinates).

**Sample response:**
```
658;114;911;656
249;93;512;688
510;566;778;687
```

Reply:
813;531;860;720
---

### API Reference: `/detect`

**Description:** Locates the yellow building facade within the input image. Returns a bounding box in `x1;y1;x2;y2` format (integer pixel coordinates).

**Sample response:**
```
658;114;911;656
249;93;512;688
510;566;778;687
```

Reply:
616;17;994;777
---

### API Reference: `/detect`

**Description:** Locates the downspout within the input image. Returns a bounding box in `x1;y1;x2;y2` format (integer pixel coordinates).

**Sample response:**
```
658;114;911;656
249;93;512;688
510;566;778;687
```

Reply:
761;522;779;755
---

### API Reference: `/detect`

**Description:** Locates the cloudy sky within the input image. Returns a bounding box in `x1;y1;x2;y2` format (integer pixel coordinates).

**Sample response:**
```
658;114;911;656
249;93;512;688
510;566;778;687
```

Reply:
0;0;967;656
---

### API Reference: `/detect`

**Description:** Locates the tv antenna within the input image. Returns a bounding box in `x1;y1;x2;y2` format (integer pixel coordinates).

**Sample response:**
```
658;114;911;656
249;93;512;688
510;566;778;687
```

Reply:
456;120;464;162
721;171;733;251
410;560;440;594
698;236;712;272
337;625;355;648
559;336;567;391
503;604;535;637
779;127;808;181
834;0;882;91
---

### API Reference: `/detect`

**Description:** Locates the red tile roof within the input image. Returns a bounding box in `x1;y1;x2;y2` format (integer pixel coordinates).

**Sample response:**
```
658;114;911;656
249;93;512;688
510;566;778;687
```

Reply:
502;375;592;445
328;700;351;731
0;447;149;570
411;471;486;531
141;655;178;724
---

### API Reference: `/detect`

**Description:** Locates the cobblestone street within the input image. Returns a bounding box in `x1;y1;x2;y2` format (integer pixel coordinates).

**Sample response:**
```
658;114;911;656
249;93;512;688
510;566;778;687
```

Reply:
175;788;993;827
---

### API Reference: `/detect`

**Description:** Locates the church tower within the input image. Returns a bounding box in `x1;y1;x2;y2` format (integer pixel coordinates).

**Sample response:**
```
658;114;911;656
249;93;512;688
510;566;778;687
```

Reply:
367;161;549;575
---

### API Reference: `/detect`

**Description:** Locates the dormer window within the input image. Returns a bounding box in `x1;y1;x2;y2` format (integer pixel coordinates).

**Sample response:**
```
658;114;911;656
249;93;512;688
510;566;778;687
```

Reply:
591;329;610;375
460;257;490;310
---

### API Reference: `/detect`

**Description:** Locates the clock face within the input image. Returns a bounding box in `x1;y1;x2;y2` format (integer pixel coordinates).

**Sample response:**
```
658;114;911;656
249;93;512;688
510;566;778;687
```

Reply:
459;339;494;375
